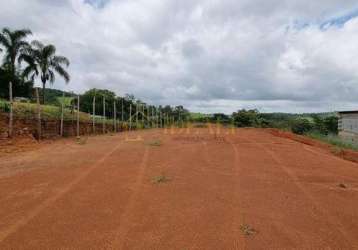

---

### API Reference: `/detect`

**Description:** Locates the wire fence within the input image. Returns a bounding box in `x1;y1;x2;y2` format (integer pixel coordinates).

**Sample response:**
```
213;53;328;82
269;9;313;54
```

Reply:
0;82;182;140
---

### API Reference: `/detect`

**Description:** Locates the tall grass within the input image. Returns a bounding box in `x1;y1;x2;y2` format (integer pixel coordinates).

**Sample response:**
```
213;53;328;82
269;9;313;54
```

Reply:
306;132;358;151
0;100;120;125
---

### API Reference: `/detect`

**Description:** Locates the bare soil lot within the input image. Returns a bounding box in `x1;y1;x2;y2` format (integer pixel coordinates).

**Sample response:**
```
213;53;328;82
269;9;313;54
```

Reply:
1;128;358;249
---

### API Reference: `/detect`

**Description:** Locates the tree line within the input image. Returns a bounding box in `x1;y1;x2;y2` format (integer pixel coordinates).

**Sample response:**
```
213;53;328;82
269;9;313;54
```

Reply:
79;88;190;122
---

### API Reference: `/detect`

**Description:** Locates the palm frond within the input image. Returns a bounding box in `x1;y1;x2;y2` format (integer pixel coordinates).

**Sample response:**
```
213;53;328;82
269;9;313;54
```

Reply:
53;64;70;83
31;40;44;50
43;44;56;58
0;32;10;49
11;29;32;42
22;65;38;81
48;69;55;84
53;56;70;67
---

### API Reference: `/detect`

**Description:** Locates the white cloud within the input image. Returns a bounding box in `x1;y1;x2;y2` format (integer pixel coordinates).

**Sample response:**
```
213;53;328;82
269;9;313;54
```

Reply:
1;0;358;113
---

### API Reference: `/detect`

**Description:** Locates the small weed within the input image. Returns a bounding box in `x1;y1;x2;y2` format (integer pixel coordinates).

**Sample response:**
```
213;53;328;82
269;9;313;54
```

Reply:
76;137;88;145
338;183;347;189
152;174;170;184
331;146;342;155
148;140;162;146
240;224;257;236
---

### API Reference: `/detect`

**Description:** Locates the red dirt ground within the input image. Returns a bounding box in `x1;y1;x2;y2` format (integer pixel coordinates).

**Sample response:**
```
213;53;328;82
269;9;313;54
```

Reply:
1;127;358;249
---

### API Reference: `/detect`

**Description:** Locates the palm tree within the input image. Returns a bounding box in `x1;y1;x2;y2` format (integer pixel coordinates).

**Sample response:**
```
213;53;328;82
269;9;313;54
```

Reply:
22;40;70;104
0;28;32;82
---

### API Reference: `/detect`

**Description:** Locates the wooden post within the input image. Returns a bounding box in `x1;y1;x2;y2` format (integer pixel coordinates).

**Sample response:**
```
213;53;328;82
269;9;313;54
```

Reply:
142;105;144;123
156;109;159;128
60;92;64;137
160;112;163;128
151;107;154;128
35;88;41;140
8;82;13;138
135;103;138;126
113;101;117;132
121;98;124;122
129;104;132;130
92;95;96;134
76;95;80;138
103;96;106;134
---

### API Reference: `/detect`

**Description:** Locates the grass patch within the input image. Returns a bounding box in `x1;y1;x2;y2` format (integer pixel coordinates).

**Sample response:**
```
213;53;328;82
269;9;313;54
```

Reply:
148;139;162;146
152;174;170;184
0;100;121;125
76;137;88;145
306;132;358;151
192;123;208;128
240;224;257;236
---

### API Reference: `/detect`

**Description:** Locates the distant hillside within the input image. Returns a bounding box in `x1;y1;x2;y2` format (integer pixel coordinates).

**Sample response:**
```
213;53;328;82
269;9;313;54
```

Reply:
26;88;77;105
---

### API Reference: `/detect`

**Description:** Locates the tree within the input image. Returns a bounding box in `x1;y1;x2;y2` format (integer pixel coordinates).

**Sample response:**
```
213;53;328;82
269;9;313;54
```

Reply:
0;28;32;82
22;40;70;104
232;109;260;127
80;88;116;118
291;118;313;135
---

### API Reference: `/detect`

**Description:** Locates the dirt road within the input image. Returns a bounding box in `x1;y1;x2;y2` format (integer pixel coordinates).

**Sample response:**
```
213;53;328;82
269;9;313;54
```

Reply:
0;128;358;249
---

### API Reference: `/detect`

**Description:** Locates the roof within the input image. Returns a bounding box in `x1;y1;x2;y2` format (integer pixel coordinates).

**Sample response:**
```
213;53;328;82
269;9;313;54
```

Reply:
338;110;358;114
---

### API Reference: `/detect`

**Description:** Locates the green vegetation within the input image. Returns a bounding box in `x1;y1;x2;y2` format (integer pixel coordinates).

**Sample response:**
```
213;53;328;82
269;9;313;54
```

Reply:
306;132;358;151
152;174;170;184
240;224;257;236
188;109;349;151
21;40;70;104
0;28;70;103
290;118;313;135
147;139;162;146
0;99;118;125
76;137;88;145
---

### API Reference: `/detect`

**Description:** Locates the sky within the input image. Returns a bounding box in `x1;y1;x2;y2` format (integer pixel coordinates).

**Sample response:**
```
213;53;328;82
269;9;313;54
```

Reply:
1;0;358;114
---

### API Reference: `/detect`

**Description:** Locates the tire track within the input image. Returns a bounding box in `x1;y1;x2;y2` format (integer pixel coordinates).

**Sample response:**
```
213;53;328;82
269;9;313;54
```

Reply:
0;140;124;245
228;134;320;249
227;141;247;250
252;139;356;248
110;146;149;250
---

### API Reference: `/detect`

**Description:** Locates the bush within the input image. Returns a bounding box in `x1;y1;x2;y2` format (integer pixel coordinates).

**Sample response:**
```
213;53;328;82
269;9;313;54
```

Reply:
291;119;313;135
323;116;338;134
232;109;260;127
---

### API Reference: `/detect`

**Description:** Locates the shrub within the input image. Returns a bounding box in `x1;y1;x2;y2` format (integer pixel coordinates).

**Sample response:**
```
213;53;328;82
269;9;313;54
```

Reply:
291;119;313;135
232;109;260;127
323;116;338;134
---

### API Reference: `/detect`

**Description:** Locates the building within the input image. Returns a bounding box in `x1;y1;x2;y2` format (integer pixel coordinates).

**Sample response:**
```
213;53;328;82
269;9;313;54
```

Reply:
338;111;358;142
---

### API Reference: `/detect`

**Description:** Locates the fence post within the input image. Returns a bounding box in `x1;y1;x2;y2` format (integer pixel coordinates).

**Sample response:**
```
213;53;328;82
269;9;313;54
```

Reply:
121;98;124;122
35;88;41;140
114;101;117;132
77;95;80;138
156;109;159;128
142;104;144;123
60;92;64;137
151;107;154;128
102;96;106;134
8;82;13;138
160;112;163;128
136;103;139;128
129;104;132;130
92;95;96;134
